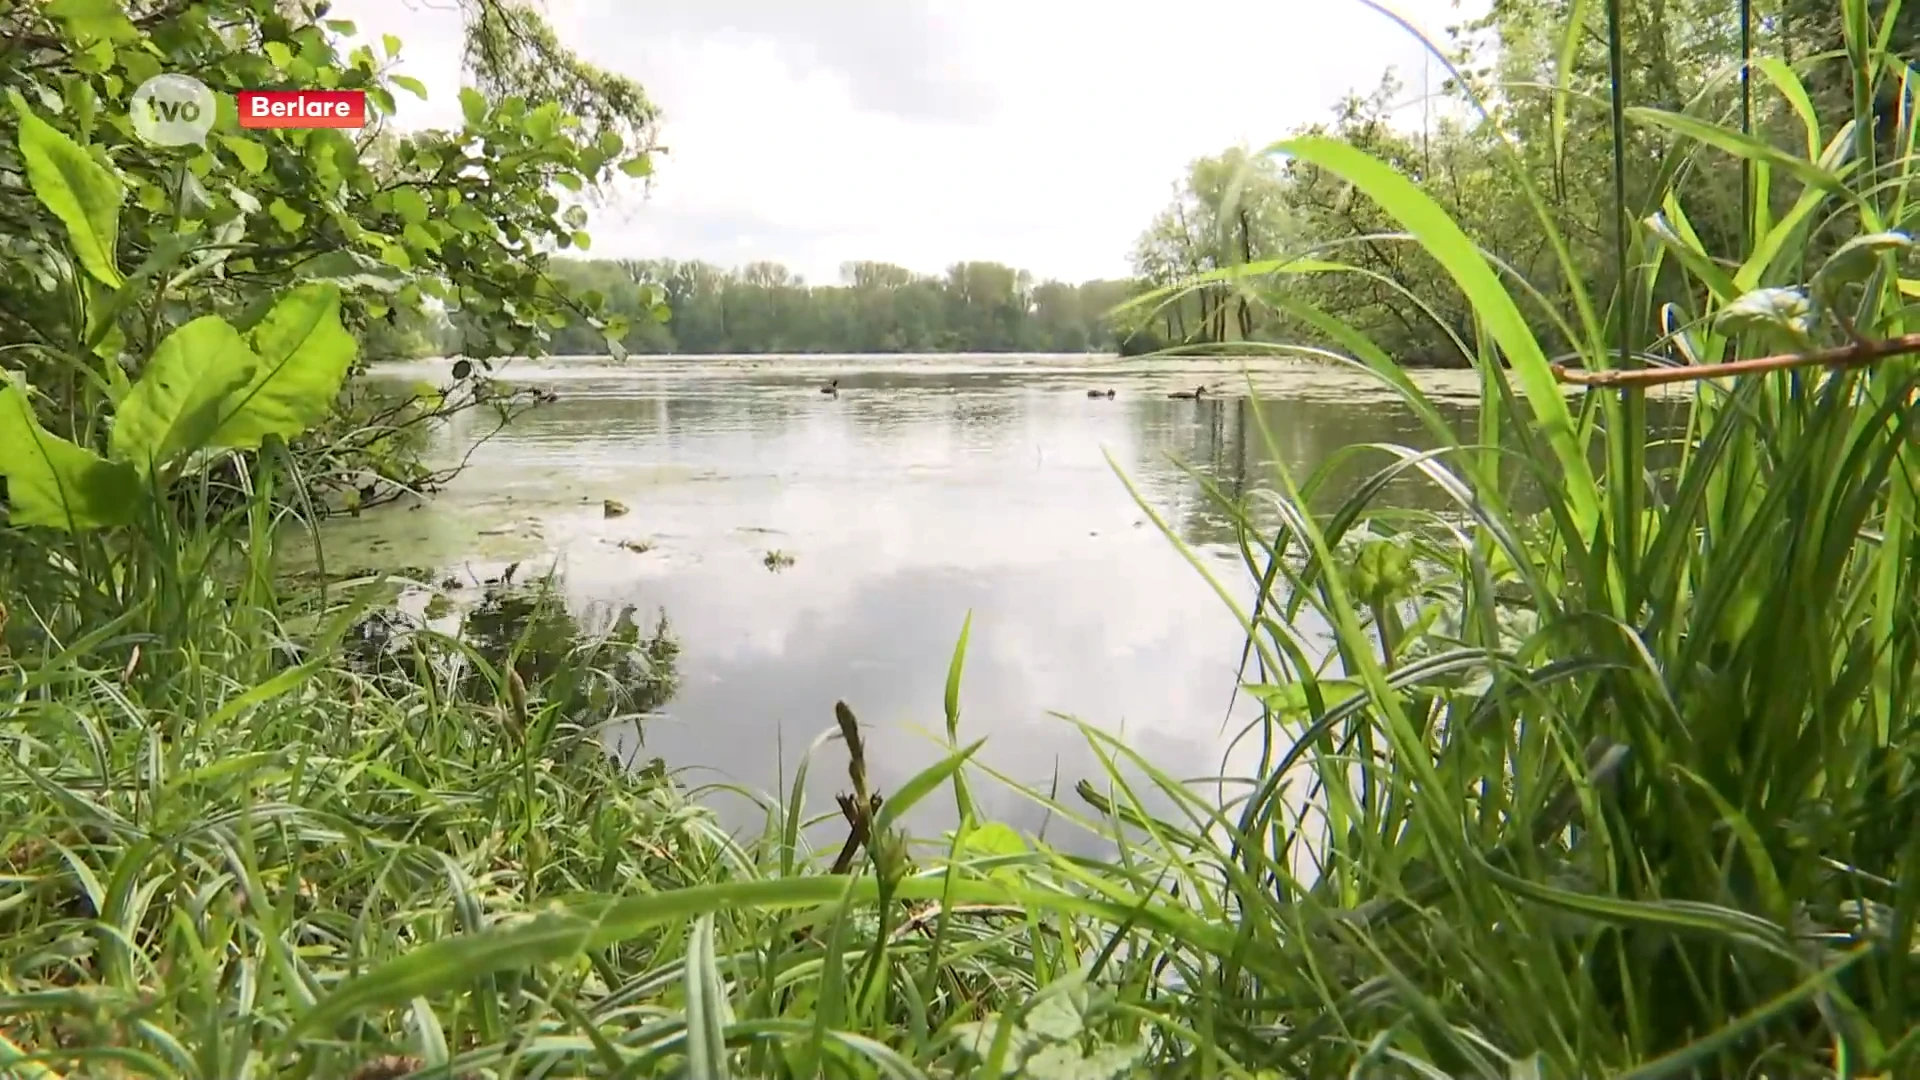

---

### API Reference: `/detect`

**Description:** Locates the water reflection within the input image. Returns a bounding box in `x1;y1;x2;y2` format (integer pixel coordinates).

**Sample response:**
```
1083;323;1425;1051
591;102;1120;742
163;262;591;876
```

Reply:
312;356;1669;846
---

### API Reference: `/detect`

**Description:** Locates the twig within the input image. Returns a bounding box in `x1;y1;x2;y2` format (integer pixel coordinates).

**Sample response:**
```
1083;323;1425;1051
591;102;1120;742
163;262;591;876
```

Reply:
891;903;1031;941
1551;332;1920;388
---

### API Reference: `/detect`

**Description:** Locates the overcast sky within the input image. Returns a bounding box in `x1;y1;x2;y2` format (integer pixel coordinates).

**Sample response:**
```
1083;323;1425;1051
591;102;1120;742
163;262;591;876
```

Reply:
328;0;1481;285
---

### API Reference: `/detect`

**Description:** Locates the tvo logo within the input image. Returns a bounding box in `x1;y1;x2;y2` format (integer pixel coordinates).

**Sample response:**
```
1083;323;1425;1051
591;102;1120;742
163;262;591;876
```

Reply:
130;74;217;147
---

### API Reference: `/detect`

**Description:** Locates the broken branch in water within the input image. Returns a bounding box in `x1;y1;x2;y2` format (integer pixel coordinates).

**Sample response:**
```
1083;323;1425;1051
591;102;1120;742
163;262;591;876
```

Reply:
1551;331;1920;388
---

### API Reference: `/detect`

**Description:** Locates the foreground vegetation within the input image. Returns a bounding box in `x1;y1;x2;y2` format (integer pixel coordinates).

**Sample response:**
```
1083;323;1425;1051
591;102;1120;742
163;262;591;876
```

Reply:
7;1;1920;1078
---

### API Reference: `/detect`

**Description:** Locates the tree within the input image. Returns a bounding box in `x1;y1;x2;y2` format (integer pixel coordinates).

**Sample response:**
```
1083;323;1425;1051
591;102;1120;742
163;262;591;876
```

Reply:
1125;0;1902;367
1131;147;1292;346
0;0;661;513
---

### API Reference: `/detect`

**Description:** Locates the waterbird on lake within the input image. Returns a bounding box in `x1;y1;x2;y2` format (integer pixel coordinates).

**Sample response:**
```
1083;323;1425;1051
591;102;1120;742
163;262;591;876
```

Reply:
1086;388;1115;398
819;378;839;396
1167;384;1209;400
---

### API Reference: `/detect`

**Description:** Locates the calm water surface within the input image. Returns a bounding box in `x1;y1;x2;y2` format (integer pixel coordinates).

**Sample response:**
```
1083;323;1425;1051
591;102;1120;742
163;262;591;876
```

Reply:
315;354;1497;840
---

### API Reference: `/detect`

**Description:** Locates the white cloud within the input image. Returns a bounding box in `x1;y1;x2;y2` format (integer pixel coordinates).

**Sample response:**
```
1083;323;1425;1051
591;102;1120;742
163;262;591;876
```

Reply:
331;0;1482;284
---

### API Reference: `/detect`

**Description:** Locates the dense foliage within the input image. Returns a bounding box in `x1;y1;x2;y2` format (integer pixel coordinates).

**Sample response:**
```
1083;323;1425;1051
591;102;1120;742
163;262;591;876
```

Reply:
0;0;660;511
1128;0;1920;365
537;259;1147;356
380;259;1152;358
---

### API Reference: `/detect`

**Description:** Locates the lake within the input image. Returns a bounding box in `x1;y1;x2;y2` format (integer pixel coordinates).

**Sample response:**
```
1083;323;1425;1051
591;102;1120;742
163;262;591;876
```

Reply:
314;353;1519;844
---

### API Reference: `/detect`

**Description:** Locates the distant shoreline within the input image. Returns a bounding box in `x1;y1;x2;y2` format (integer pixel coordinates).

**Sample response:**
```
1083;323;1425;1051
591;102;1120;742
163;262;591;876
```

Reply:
404;349;1479;370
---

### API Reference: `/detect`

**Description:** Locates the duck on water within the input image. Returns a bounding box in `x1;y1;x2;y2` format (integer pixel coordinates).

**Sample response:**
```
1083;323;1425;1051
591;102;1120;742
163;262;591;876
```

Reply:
820;378;839;396
1086;388;1115;398
1167;384;1209;400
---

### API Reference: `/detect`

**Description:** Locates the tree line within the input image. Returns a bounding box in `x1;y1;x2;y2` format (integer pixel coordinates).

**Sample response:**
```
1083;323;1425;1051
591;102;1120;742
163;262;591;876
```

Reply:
373;259;1147;359
376;0;1917;369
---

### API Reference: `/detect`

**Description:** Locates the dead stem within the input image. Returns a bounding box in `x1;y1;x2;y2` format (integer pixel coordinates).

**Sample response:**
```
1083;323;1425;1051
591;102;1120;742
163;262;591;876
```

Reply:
829;700;882;876
1551;331;1920;388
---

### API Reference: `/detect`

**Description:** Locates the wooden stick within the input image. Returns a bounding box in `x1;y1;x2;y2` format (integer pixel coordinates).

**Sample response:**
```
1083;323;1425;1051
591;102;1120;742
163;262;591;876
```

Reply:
1550;331;1920;388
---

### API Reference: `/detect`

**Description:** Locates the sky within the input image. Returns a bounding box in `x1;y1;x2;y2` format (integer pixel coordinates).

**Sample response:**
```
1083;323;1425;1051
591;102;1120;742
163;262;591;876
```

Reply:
327;0;1484;286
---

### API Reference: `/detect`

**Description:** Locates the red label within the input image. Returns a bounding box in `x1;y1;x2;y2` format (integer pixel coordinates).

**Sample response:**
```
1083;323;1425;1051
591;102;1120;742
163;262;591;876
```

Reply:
236;90;367;129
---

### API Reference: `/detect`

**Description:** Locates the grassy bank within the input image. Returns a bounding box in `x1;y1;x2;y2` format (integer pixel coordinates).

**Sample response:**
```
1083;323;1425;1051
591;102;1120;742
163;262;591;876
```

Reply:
7;4;1920;1080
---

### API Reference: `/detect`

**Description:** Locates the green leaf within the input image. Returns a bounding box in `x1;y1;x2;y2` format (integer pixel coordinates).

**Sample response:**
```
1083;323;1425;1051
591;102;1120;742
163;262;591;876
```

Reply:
264;41;293;70
268;197;306;233
459;87;487;127
1627;106;1848;194
0;377;141;531
210;284;357;449
391;187;429;224
391;75;428;100
402;222;440;253
1023;985;1087;1042
44;0;138;45
527;102;559;142
382;33;402;58
295;249;411;292
954;1016;1043;1071
448;203;490;235
1548;0;1591;169
219;134;268;175
11;90;125;288
1715;287;1814;346
287;878;846;1038
618;155;653;178
203;661;319;730
873;740;986;837
958;822;1026;860
1753;57;1821;160
1270;134;1597;537
571;230;591;251
683;916;732;1080
1350;538;1416;604
1813;231;1912;294
84;279;125;367
111;316;260;472
1643;207;1737;303
1245;679;1367;718
1025;1043;1145;1080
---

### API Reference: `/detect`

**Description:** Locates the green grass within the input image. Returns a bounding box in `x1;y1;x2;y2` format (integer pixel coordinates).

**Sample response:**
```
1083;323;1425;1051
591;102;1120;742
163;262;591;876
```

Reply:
7;4;1920;1078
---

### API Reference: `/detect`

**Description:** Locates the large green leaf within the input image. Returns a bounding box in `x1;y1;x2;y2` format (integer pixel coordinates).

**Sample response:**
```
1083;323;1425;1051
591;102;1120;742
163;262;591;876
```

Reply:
1267;135;1598;537
1626;107;1847;194
110;317;259;472
10;91;126;288
43;0;138;46
210;284;358;449
0;378;140;531
294;249;412;293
